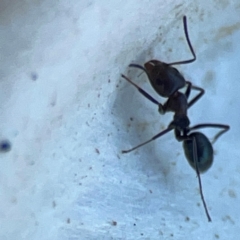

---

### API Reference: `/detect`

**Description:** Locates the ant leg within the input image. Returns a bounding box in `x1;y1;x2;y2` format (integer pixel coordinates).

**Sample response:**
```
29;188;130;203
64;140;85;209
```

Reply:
189;124;230;144
122;127;173;153
168;16;196;66
121;74;162;106
175;128;212;221
185;81;205;108
184;81;192;99
192;136;212;222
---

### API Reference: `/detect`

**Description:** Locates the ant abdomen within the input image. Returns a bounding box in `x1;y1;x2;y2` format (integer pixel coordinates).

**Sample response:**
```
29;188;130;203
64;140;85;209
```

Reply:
183;132;213;173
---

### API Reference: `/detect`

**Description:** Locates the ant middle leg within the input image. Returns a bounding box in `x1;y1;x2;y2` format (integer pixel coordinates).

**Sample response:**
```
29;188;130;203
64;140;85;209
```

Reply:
184;81;205;109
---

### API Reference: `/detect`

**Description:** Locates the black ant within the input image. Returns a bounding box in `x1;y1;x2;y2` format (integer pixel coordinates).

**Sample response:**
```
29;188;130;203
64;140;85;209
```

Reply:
121;16;230;222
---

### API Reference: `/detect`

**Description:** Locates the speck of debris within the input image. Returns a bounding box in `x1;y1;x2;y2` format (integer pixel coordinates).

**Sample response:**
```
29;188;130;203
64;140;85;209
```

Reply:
88;103;90;107
89;166;92;170
197;202;201;207
0;140;11;152
222;215;235;224
185;216;190;222
52;201;56;208
98;93;100;98
67;218;71;224
215;234;220;239
130;117;134;121
11;197;17;204
170;233;174;237
149;190;152;193
108;79;111;83
95;148;100;154
140;233;144;236
116;84;119;88
228;189;236;198
133;223;136;226
203;70;215;84
31;72;38;81
111;221;117;226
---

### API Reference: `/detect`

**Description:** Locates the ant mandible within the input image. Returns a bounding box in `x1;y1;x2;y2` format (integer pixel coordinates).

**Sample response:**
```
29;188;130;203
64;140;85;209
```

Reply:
121;16;230;222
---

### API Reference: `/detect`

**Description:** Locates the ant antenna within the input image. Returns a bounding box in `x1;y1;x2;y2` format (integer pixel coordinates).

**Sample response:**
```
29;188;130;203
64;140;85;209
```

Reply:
121;74;160;105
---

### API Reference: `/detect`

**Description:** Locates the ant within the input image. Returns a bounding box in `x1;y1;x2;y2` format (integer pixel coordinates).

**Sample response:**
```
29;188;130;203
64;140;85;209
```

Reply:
121;16;230;222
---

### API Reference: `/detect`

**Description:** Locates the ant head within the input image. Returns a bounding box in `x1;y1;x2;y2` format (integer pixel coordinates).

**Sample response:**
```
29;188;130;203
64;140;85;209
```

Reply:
144;60;167;78
169;114;190;130
144;60;166;83
144;60;185;97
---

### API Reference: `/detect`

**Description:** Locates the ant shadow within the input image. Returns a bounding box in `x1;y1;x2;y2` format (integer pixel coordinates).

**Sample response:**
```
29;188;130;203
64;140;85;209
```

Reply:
112;69;176;185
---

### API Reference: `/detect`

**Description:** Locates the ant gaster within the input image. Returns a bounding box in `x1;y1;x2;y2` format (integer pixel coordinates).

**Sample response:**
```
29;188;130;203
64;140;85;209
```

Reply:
121;16;230;222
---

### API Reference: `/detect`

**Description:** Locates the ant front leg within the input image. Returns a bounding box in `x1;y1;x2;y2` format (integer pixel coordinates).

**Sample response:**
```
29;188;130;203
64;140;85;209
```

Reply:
168;16;196;66
185;81;205;109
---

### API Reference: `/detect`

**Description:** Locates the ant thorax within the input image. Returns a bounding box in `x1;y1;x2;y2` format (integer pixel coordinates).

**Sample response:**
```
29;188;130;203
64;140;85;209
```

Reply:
162;91;188;116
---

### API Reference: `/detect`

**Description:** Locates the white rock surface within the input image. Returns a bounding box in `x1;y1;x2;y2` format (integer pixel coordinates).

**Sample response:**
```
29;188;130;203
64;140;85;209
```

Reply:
0;1;239;239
